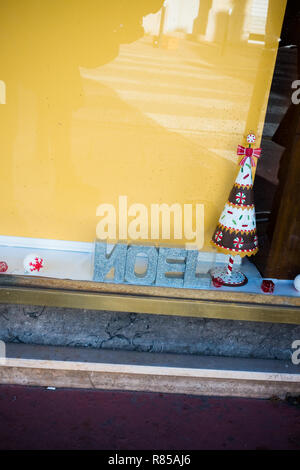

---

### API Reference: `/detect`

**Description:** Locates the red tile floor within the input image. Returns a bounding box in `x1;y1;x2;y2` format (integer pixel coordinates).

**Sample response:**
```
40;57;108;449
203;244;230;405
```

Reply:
0;384;299;450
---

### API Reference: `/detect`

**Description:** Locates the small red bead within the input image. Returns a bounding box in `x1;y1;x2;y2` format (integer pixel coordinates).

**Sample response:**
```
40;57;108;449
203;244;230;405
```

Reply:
261;279;275;294
212;277;224;288
0;262;8;273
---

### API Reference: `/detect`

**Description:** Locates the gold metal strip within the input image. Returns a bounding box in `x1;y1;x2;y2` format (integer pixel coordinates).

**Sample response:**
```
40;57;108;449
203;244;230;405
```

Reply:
0;286;299;324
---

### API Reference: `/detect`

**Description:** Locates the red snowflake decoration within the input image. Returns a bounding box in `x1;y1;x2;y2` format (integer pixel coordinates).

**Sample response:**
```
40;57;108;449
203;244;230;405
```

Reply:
235;191;246;204
233;236;244;249
29;257;44;272
215;230;223;242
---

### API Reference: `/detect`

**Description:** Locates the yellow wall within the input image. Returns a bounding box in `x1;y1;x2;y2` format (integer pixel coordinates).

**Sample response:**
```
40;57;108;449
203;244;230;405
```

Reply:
0;0;286;249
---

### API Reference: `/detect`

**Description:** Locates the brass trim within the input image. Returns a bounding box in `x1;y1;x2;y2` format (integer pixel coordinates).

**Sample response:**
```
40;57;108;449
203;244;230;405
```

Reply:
0;285;300;325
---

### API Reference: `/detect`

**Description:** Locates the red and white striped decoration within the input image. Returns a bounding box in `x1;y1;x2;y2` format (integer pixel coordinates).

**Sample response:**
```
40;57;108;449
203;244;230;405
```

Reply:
235;191;246;204
215;230;223;242
226;256;234;276
233;236;244;249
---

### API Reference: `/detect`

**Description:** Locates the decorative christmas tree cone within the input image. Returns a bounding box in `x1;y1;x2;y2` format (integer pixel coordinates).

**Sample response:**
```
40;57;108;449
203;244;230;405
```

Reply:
210;133;261;287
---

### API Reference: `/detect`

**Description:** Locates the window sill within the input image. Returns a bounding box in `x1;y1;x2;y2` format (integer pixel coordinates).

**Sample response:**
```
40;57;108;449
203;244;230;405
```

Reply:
0;275;299;325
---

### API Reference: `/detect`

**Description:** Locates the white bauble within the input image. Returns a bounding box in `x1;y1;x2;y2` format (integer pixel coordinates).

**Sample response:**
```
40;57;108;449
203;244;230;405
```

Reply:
23;254;45;274
294;274;300;292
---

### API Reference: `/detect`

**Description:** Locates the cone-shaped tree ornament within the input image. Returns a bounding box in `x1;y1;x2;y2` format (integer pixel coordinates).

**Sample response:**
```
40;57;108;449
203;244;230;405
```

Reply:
210;133;261;287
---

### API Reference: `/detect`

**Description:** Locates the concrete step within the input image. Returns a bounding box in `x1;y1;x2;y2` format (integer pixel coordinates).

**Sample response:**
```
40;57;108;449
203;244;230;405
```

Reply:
1;343;299;399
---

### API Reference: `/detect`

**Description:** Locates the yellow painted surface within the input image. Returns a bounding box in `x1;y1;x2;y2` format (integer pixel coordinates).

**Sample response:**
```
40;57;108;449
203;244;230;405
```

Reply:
0;0;286;249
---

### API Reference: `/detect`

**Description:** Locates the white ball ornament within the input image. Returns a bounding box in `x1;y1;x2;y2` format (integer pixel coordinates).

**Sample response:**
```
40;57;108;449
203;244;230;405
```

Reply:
294;274;300;292
23;254;45;274
247;133;256;144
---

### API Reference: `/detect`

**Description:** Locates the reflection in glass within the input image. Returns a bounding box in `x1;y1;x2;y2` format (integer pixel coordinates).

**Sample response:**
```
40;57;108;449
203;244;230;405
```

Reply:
0;0;286;251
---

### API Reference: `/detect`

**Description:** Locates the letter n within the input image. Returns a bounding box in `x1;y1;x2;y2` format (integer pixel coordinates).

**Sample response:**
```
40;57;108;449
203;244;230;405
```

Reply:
93;242;127;283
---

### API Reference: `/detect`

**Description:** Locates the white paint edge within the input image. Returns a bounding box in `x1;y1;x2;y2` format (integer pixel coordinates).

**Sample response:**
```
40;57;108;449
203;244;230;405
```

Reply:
0;235;240;264
0;235;93;253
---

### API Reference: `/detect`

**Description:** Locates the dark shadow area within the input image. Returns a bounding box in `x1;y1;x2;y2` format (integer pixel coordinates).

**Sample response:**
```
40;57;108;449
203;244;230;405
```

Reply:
253;0;300;278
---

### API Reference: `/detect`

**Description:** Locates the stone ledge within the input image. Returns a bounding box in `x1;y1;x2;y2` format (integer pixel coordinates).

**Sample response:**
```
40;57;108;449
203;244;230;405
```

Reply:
1;303;300;361
0;343;299;399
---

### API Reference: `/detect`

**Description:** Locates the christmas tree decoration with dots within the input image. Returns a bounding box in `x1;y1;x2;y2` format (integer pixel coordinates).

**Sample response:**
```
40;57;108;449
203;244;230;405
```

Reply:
210;133;261;287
